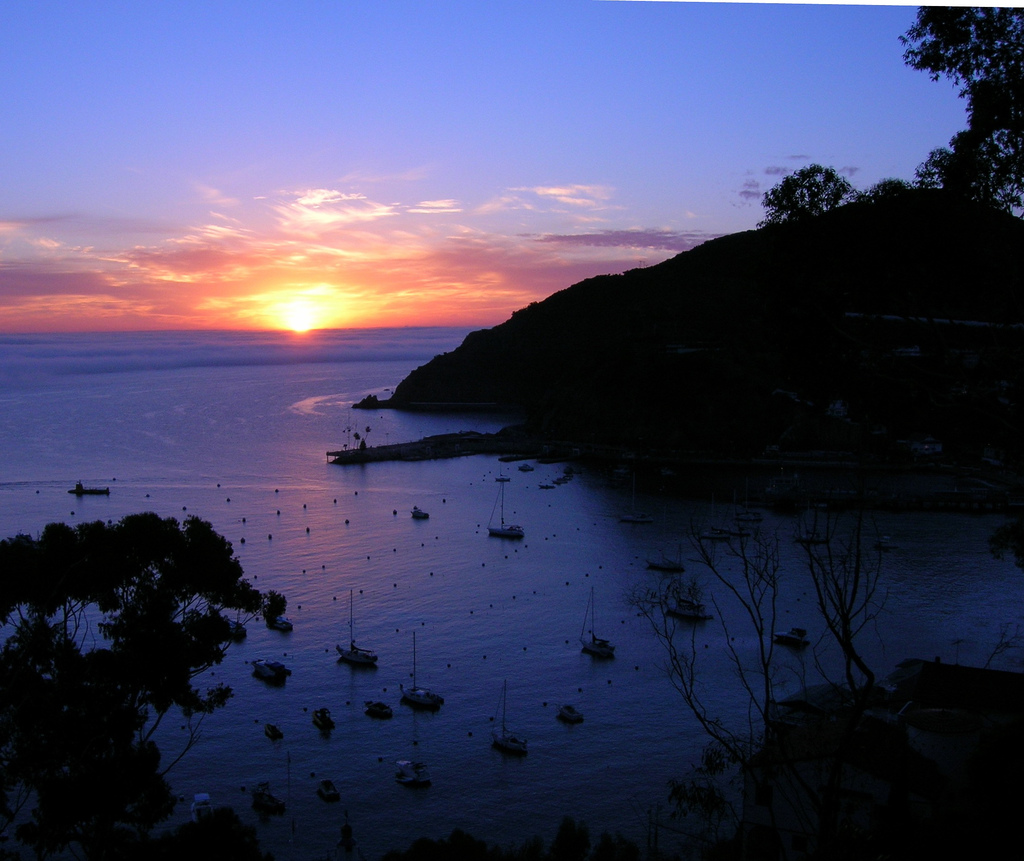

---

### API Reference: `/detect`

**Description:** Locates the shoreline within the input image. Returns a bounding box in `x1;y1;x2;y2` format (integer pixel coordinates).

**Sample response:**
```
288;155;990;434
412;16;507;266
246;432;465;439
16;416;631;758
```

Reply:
327;431;1022;514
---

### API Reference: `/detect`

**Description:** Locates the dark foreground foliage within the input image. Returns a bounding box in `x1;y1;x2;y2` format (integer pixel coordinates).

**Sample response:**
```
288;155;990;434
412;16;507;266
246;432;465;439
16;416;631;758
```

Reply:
380;818;643;861
0;514;264;860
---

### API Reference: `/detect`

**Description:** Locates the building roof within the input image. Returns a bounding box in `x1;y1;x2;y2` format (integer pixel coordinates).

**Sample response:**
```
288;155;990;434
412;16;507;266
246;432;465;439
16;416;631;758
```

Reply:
886;659;1024;716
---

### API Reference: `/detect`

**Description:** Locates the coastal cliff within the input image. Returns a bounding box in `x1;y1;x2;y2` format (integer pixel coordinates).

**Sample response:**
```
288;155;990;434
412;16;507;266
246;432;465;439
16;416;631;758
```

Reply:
370;191;1024;460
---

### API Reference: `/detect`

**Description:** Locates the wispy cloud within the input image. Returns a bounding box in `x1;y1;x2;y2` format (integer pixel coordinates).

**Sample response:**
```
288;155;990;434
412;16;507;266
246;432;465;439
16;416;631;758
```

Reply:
0;181;690;331
533;228;711;253
195;183;239;207
512;184;615;209
738;178;762;204
407;199;462;214
274;189;397;236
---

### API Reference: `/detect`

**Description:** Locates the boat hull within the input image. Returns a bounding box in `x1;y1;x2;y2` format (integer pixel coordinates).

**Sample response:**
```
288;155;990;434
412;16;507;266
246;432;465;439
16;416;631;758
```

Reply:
488;525;524;538
581;638;615;659
401;687;444;709
492;732;528;754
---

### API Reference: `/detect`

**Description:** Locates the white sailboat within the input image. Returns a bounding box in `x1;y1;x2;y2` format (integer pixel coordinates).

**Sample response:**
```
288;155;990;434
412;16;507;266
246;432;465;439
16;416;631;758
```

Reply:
395;760;431;786
336;589;378;665
488;479;524;538
619;472;653;523
400;630;444;709
580;587;615;658
491;679;527;754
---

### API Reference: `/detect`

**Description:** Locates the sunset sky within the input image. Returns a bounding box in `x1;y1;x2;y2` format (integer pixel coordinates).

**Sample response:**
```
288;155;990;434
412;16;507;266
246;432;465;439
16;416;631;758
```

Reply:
1;2;968;333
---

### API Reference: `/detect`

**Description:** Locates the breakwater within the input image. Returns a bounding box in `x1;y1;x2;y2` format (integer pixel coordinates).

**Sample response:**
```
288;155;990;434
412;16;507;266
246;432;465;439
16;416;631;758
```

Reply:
328;434;1021;513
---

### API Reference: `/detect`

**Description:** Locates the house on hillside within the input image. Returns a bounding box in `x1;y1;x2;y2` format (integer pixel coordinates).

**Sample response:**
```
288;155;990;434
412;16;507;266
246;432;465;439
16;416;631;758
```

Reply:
900;434;943;459
741;658;1024;860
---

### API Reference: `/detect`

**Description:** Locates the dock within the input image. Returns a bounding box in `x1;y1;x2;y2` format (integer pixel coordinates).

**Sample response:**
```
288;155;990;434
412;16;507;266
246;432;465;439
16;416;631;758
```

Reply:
328;432;1022;513
327;432;552;465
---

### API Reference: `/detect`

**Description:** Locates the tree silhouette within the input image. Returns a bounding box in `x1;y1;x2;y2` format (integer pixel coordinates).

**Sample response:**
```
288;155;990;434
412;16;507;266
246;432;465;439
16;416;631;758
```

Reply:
0;514;265;859
902;7;1024;214
758;164;856;227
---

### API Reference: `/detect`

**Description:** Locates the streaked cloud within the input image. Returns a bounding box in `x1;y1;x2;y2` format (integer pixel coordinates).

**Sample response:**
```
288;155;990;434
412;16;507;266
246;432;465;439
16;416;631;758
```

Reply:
0;182;686;331
407;200;462;214
533;228;712;253
274;189;397;236
738;178;762;204
195;184;239;207
512;184;615;208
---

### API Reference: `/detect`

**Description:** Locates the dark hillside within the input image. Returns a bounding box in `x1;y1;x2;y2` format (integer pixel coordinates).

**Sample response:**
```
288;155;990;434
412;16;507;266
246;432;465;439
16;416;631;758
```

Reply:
386;190;1024;458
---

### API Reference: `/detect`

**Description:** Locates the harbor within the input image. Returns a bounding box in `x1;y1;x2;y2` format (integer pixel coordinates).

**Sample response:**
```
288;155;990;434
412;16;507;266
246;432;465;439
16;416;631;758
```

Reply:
329;432;1022;513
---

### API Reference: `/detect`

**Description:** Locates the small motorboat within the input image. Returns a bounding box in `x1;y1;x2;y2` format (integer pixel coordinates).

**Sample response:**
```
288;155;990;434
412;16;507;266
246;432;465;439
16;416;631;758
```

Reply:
735;507;763;524
557;704;584;724
224;617;247;640
411;506;430;519
190;793;213;823
251;659;291;684
364;700;393;719
317;779;341;802
264;723;283;740
518;463;535;472
251;781;286;814
874;535;898;551
267;616;293;632
667;599;713;622
620;511;654;524
773;627;810;648
312;707;334;730
646;551;685;573
395;760;431;787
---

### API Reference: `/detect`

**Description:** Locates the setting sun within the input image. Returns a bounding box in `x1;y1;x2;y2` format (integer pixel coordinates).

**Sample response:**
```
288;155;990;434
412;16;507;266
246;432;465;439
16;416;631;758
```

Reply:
283;298;316;332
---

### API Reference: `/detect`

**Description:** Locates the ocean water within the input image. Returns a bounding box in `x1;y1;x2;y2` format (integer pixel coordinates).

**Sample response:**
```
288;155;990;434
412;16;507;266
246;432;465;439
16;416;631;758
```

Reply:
1;329;1021;860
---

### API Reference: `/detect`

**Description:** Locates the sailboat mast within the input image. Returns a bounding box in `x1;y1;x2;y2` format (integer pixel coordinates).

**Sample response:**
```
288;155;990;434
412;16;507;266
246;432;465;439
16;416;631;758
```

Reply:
412;630;417;688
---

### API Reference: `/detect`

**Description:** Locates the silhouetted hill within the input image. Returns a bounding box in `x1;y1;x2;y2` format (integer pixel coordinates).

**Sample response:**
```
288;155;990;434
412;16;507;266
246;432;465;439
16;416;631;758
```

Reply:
383;190;1024;459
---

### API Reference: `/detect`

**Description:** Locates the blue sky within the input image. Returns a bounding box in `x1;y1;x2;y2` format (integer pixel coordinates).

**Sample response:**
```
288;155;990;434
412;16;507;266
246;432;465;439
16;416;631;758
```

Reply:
0;2;968;331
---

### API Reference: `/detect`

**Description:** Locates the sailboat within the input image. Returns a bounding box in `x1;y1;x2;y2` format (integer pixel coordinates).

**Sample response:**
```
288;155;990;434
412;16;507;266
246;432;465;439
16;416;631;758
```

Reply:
488;479;524;538
491;679;527;754
734;481;763;524
619;472;653;523
646;544;685;572
336;590;378;666
580;587;615;658
400;631;444;709
700;495;746;540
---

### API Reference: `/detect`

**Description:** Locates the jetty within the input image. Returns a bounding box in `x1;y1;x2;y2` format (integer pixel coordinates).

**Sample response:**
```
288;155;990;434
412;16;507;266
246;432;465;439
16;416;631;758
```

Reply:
328;432;1022;513
328;432;550;465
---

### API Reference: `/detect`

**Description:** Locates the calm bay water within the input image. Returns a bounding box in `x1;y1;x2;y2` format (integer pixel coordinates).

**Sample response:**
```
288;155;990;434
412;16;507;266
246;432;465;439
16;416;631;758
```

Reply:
1;329;1021;859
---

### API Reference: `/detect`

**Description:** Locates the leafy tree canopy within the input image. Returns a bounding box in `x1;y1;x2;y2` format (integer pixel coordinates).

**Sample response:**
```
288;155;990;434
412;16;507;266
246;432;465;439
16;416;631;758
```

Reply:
758;164;856;227
902;7;1024;213
0;513;264;859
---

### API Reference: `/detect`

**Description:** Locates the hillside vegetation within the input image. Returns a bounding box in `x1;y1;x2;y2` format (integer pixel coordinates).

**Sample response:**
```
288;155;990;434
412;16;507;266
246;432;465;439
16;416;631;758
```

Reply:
383;190;1024;460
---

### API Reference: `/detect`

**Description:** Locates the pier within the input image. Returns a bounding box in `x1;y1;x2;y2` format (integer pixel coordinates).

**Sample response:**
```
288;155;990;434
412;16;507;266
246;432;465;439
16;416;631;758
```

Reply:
327;432;551;465
328;433;1022;513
